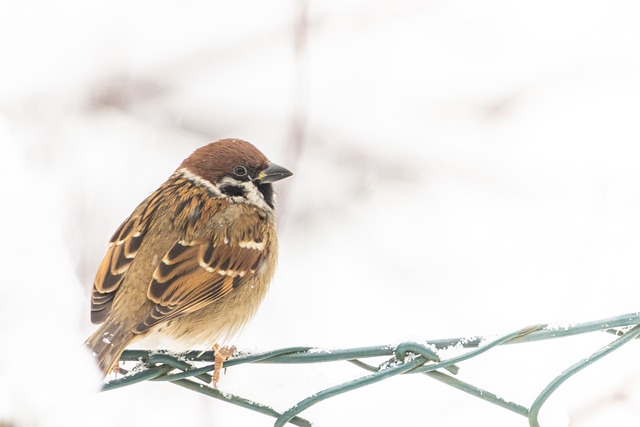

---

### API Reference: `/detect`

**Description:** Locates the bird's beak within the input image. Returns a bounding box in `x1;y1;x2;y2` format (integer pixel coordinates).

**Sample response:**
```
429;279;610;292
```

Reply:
255;162;293;184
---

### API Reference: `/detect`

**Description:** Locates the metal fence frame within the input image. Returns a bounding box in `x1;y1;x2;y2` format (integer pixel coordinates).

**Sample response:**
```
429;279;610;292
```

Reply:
102;312;640;426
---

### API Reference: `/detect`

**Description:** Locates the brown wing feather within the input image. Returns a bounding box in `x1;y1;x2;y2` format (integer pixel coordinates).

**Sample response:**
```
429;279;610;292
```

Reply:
90;190;162;324
90;217;145;323
134;234;265;334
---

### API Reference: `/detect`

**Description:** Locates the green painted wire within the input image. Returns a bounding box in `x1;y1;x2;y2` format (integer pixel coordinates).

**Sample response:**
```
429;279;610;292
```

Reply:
172;378;312;427
116;312;640;366
120;345;397;364
426;371;530;417
254;345;396;364
394;324;545;417
147;352;313;426
156;347;314;381
394;341;460;374
105;350;313;426
412;324;546;375
101;364;172;391
528;323;640;427
425;312;640;349
105;312;640;425
273;355;429;427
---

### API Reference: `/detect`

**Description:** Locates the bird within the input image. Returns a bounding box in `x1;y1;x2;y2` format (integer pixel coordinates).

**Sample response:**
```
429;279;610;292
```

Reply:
85;138;292;380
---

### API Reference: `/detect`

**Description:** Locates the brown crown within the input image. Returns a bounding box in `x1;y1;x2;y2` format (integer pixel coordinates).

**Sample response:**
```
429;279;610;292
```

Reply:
180;138;270;183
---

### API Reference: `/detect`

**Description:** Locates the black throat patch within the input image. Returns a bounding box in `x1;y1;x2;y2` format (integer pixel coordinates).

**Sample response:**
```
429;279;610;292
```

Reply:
258;183;274;209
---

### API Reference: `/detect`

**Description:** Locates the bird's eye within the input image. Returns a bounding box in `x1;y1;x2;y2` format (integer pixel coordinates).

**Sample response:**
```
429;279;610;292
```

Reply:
233;166;248;177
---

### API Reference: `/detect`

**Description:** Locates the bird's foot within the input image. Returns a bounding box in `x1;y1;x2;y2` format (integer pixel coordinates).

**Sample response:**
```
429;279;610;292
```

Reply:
211;344;237;388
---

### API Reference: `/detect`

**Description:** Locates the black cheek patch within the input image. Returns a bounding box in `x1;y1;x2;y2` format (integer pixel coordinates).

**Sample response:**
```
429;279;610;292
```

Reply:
219;184;246;198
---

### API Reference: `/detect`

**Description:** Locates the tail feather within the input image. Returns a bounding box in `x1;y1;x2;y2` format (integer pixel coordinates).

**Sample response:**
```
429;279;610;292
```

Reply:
86;321;136;375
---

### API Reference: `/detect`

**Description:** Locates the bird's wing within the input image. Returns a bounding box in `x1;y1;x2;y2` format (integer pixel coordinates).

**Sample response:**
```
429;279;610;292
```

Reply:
134;227;268;334
90;192;162;324
91;216;146;324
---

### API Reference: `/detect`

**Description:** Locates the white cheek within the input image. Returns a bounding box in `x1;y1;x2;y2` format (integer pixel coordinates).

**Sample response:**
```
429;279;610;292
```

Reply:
241;183;272;212
217;177;273;213
181;173;275;213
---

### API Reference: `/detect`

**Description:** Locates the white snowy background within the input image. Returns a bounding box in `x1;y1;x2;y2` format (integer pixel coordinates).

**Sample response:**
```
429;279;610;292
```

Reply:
2;0;640;425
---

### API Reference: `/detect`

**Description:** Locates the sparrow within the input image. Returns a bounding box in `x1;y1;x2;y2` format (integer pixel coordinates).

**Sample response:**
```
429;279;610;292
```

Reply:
86;138;292;377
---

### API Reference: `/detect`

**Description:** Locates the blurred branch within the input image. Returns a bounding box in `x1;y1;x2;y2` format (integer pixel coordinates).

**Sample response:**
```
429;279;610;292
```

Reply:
102;312;640;426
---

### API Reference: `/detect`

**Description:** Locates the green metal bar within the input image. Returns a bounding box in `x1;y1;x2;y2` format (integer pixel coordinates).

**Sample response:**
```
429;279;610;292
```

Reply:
347;359;379;372
101;364;172;391
171;378;312;427
255;345;396;364
398;325;543;416
157;347;314;381
528;324;640;427
118;313;640;367
120;345;396;364
107;351;312;426
394;341;460;374
117;312;640;366
426;371;530;417
413;324;545;375
105;312;640;426
274;355;429;427
426;312;640;349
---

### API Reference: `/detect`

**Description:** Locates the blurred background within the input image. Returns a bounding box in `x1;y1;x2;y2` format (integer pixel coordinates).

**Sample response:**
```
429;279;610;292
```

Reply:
2;0;640;425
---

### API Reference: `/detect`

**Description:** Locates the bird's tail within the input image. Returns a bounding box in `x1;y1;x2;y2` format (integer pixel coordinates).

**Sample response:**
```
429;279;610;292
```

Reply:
85;321;136;375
